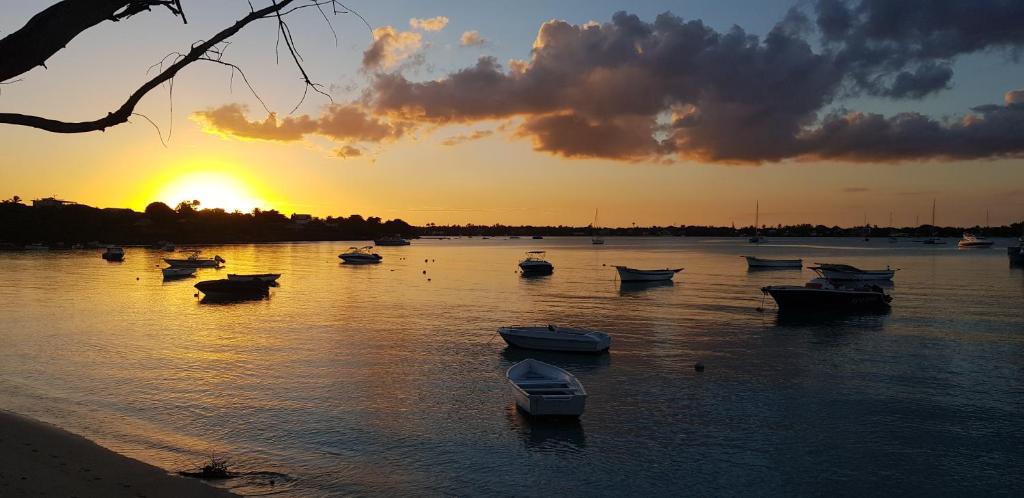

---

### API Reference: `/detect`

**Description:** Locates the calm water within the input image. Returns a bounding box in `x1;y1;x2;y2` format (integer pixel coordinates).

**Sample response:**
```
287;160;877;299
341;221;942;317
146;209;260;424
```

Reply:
1;237;1022;496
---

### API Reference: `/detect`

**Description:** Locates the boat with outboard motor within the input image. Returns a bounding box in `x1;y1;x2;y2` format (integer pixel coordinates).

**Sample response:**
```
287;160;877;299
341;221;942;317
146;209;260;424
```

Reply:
744;256;802;269
614;266;682;282
498;325;611;353
507;359;587;417
519;250;553;275
762;278;892;311
809;263;897;281
339;246;383;264
164;251;224;268
958;233;994;248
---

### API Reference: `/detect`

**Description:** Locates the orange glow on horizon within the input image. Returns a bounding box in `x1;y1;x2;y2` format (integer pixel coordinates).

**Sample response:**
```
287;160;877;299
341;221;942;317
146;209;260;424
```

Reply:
134;160;271;214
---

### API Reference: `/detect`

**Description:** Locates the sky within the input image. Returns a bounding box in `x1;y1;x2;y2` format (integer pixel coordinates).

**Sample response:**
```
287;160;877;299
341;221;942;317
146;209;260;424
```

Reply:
1;0;1023;228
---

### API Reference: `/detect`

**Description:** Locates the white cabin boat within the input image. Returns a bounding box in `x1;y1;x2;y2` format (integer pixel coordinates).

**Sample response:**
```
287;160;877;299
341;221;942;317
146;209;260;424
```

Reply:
507;359;587;417
744;256;802;269
498;325;611;353
227;273;281;283
162;267;196;278
810;263;897;281
957;233;994;248
339;246;382;264
519;251;554;274
164;251;224;268
614;266;682;282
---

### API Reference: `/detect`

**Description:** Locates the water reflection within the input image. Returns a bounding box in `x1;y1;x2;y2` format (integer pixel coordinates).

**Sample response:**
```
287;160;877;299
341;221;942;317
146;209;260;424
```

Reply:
504;404;587;452
500;348;611;372
618;280;674;294
772;308;890;328
198;294;271;305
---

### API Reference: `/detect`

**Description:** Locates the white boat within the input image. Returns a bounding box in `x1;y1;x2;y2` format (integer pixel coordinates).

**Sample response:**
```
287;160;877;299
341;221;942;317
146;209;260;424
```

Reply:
227;273;281;283
101;246;125;261
506;359;587;417
339;246;382;264
498;325;611;353
744;256;802;268
164;251;224;268
957;233;994;248
614;265;682;282
519;250;553;274
749;200;766;243
162;267;196;278
591;208;605;245
810;263;897;281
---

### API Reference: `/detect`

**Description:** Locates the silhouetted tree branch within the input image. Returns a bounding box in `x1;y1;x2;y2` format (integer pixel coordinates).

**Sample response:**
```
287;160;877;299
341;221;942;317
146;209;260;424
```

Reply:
0;0;354;134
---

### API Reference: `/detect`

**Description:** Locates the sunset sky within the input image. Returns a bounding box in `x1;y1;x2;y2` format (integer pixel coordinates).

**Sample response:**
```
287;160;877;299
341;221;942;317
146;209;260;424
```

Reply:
2;0;1023;227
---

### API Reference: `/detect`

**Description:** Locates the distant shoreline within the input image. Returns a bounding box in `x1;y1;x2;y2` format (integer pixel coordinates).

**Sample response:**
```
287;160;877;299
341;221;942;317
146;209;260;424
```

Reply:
0;410;236;497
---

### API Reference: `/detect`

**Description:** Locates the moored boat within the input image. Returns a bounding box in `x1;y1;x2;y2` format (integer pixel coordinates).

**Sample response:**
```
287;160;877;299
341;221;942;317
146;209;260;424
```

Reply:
519;250;553;275
810;263;897;281
498;325;611;353
194;279;270;299
614;265;682;282
161;267;196;279
507;359;587;417
762;279;892;311
373;235;411;246
1009;245;1024;266
744;256;802;269
227;273;281;283
101;246;125;261
957;233;994;248
165;251;224;268
339;246;383;264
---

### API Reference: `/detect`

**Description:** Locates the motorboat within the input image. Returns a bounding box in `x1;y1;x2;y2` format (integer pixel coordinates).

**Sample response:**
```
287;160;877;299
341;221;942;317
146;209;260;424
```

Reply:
339;246;383;264
519;250;553;275
957;233;994;248
194;279;270;299
532;235;544;239
101;246;125;261
809;263;897;281
164;251;224;268
744;256;802;269
162;267;196;279
506;359;587;417
1009;243;1024;266
227;273;281;283
762;278;892;311
498;325;611;353
614;266;682;282
373;235;411;246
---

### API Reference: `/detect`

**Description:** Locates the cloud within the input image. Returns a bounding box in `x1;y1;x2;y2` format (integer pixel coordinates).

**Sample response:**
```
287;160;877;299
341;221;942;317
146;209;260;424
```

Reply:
1006;89;1024;105
842;187;870;193
362;26;423;70
460;30;486;47
192;103;406;145
440;129;493;146
335;145;363;158
409;16;449;32
367;9;1024;163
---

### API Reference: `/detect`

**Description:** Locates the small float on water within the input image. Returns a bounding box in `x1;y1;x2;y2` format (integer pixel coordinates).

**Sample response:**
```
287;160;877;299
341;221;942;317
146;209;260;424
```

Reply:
498;325;611;353
507;359;587;417
744;256;802;269
614;266;682;282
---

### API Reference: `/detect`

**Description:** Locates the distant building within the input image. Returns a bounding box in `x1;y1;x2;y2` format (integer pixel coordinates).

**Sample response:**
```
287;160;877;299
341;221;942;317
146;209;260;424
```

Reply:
32;197;76;208
290;213;313;225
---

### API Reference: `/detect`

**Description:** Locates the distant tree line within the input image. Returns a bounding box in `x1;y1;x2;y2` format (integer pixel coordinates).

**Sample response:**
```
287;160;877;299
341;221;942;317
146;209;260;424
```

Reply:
0;198;413;245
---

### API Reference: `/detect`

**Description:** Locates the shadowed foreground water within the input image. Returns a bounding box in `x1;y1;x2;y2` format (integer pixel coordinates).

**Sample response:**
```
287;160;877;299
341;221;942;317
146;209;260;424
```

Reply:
1;237;1022;496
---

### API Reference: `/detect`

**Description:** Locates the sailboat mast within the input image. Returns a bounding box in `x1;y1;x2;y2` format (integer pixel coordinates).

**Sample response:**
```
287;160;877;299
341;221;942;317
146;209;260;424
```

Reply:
755;201;759;235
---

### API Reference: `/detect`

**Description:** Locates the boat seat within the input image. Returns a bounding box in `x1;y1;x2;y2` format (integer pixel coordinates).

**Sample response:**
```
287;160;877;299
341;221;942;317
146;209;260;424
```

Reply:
524;389;576;395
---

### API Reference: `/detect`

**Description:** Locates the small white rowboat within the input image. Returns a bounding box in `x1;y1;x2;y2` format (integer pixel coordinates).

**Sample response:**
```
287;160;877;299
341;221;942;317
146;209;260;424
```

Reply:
507;359;587;417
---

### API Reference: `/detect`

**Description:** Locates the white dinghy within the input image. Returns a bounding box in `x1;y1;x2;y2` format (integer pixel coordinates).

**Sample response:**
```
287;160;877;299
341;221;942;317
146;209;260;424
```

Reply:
614;266;682;282
498;325;611;353
506;359;587;417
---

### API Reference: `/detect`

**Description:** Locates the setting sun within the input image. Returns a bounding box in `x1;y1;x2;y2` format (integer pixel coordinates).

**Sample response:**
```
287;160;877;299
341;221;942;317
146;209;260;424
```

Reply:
154;171;265;213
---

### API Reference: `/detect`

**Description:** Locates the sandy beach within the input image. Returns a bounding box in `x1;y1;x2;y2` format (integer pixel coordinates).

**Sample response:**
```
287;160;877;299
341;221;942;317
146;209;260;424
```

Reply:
0;410;235;497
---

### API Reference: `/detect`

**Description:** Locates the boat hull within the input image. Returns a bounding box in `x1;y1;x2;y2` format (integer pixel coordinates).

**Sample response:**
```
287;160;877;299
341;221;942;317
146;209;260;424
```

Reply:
498;327;610;353
763;286;890;311
101;253;124;261
745;256;801;268
340;255;382;264
165;259;220;268
1008;246;1024;265
162;268;196;278
614;266;681;282
227;273;280;283
194;279;270;299
519;262;553;275
958;241;994;248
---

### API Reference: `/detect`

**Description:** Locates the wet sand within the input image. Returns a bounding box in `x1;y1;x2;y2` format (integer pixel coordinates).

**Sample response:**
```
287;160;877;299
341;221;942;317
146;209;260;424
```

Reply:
0;410;235;497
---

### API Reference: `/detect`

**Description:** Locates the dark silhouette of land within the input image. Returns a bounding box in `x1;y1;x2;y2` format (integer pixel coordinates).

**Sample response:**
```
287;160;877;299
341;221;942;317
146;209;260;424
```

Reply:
0;197;1020;246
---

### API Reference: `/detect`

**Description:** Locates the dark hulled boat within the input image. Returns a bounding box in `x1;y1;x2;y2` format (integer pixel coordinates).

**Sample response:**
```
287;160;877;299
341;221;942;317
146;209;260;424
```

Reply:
762;279;891;311
194;279;270;299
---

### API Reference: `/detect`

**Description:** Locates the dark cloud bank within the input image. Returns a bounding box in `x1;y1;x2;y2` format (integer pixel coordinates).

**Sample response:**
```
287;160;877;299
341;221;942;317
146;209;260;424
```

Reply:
200;0;1024;164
